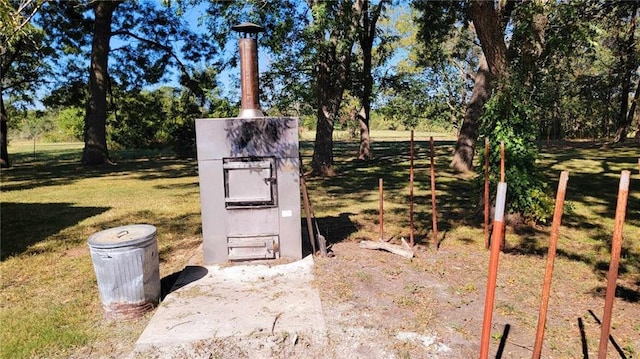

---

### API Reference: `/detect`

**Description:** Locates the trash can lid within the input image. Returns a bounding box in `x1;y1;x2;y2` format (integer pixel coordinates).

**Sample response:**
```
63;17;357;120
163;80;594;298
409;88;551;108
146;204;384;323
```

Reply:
88;224;157;249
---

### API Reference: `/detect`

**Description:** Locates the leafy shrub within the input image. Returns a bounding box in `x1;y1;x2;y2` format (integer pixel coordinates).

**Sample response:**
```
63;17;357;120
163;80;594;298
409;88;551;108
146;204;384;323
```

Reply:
48;107;84;142
19;110;54;141
109;91;165;149
477;81;554;223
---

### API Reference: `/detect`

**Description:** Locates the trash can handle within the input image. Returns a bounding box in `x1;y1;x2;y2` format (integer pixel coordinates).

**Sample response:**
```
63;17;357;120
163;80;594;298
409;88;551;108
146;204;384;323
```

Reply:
117;230;129;238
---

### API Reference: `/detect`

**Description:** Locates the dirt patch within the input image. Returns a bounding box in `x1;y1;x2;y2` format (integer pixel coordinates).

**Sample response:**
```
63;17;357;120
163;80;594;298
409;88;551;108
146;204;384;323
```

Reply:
313;239;639;358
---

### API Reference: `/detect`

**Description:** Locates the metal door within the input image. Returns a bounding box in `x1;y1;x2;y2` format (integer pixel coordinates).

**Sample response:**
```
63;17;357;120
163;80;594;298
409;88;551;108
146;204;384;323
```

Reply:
223;157;277;208
223;156;279;259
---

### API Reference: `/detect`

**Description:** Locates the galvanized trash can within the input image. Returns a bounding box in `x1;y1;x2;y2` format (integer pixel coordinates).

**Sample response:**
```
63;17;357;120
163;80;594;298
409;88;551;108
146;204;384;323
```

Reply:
88;224;160;319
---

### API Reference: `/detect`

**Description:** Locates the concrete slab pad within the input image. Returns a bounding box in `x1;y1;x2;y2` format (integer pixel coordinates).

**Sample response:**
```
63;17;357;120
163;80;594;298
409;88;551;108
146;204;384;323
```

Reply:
133;255;326;355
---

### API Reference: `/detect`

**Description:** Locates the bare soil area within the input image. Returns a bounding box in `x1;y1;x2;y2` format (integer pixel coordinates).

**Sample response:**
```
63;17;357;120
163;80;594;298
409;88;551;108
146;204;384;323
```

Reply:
310;238;639;359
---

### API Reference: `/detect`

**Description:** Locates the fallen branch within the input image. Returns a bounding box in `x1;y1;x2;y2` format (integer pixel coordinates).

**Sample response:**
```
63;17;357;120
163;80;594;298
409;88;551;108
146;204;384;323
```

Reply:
359;240;414;259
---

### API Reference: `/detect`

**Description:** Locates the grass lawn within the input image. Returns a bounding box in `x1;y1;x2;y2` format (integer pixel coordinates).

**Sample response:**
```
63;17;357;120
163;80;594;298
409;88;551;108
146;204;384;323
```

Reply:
1;135;638;358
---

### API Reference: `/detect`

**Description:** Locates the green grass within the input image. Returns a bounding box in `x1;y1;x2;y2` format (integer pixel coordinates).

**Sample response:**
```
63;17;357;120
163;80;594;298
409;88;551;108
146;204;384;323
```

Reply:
1;137;639;358
1;140;202;358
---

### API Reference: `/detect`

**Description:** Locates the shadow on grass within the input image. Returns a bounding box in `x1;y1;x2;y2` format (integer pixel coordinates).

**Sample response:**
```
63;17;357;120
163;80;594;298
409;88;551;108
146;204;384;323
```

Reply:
587;309;629;359
1;154;197;193
0;202;110;260
303;140;477;247
304;139;639;304
509;144;640;302
578;317;589;359
590;284;639;303
302;213;359;256
508;238;640;303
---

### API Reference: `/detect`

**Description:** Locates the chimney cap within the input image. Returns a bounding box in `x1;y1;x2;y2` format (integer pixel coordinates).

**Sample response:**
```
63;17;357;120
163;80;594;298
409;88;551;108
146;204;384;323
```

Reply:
231;22;265;37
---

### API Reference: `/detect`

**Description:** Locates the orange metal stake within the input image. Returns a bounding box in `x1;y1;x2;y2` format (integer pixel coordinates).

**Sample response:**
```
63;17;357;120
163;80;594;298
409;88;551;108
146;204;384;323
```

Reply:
480;182;507;359
500;141;505;183
499;141;506;249
597;170;630;359
430;136;438;250
410;131;415;247
499;141;506;250
532;171;569;359
379;178;384;241
484;138;490;249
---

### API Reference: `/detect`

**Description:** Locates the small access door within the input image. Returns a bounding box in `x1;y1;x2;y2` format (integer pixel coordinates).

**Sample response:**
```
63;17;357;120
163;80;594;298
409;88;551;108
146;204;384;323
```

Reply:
222;157;279;260
223;157;277;208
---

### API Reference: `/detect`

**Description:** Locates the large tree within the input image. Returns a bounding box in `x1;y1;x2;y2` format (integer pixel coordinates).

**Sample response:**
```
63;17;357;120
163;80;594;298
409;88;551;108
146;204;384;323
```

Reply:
37;0;215;165
415;1;542;173
453;1;512;173
308;0;359;175
414;0;564;220
82;0;120;165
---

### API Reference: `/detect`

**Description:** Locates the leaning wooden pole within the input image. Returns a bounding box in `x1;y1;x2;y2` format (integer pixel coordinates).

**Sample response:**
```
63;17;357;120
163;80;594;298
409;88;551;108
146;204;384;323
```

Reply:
532;171;569;359
410;130;415;247
430;136;438;250
300;176;317;255
379;178;384;241
480;182;507;359
597;171;630;359
484;138;490;249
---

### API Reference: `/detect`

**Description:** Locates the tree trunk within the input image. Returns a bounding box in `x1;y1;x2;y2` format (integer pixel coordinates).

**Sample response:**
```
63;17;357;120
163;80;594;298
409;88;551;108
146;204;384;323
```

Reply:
309;1;356;176
82;1;120;165
311;44;338;176
357;106;371;160
0;94;9;168
357;0;371;161
625;79;640;142
311;42;352;176
469;1;508;80
451;55;491;172
614;1;638;143
312;101;335;176
636;92;640;143
357;46;373;161
450;1;508;173
551;108;562;140
355;0;386;161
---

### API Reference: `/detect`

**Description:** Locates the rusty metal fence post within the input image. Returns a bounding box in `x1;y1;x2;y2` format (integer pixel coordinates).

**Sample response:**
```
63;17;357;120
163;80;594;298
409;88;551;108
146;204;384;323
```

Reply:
410;131;415;247
484;138;490;249
532;171;569;359
499;141;506;250
597;170;630;359
480;182;507;359
379;178;384;241
430;136;438;250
